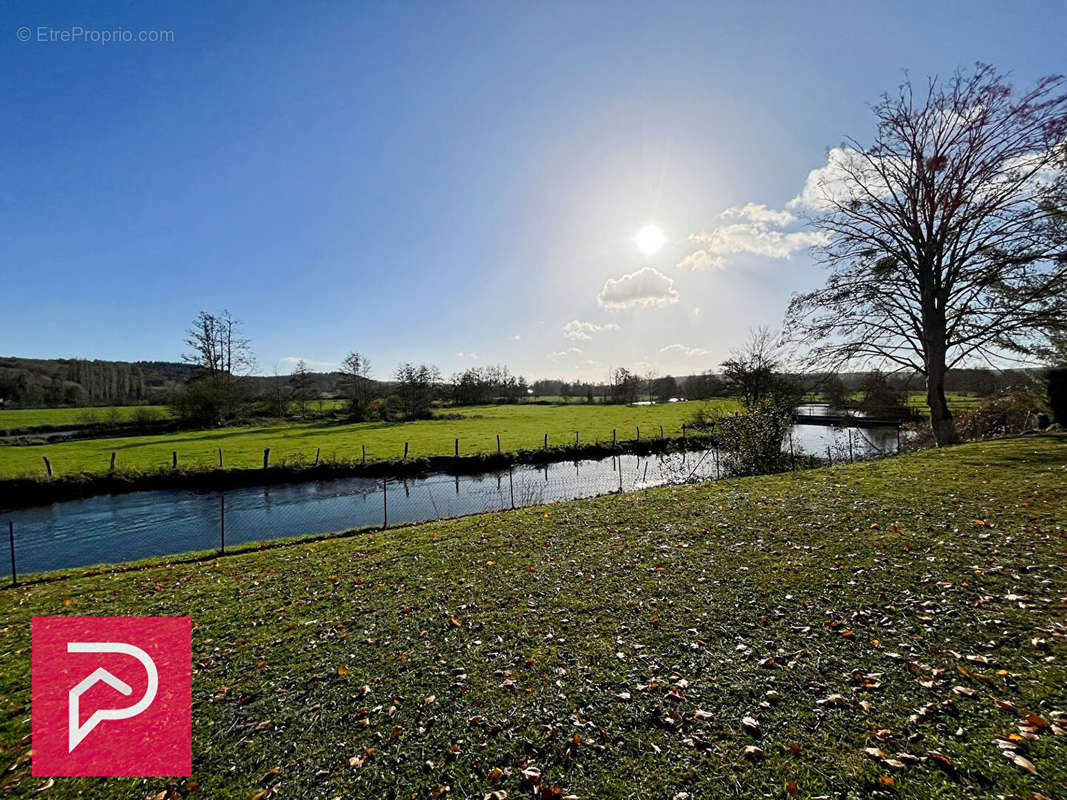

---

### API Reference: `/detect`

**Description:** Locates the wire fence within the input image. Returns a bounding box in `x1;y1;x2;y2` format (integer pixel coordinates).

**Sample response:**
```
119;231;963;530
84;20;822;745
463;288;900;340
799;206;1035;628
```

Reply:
2;426;904;583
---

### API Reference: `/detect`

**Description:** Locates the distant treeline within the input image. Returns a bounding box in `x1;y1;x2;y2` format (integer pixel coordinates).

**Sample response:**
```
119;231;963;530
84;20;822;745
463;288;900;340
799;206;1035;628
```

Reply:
0;357;200;408
0;354;1037;412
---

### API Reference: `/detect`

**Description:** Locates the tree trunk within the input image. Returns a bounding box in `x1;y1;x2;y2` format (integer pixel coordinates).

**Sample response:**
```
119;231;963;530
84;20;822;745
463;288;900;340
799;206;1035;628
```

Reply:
925;345;959;446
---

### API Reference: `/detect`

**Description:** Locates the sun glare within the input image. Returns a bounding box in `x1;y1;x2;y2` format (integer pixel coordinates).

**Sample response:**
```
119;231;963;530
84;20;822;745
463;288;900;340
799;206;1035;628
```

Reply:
635;224;666;255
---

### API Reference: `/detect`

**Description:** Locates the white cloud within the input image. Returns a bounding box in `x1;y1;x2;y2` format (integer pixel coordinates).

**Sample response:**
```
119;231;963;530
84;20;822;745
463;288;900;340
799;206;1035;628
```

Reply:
456;351;480;360
676;249;725;272
788;146;889;211
721;202;795;226
660;343;713;358
510;334;521;341
562;320;622;340
688;224;827;259
547;347;582;361
679;195;830;270
597;267;680;309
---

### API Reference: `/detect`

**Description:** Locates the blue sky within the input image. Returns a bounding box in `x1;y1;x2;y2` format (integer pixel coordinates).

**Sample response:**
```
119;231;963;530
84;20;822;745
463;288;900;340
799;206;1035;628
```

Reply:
4;1;1065;380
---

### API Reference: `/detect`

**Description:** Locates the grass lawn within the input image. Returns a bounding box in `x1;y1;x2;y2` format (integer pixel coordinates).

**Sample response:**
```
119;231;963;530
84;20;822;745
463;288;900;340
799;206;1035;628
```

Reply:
1;435;1065;798
0;405;172;430
0;401;737;478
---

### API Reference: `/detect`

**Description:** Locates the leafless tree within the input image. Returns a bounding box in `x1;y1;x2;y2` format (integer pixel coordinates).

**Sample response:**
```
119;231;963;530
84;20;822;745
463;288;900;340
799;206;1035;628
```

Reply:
183;310;254;377
288;359;316;418
721;327;794;408
175;310;254;424
786;64;1067;444
339;351;373;417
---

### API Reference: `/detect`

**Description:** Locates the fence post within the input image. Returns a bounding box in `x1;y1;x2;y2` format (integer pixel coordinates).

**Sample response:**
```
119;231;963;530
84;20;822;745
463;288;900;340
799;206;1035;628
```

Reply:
612;428;617;445
219;494;225;554
826;445;832;466
509;465;515;509
659;425;664;439
714;448;720;479
173;451;178;469
314;447;320;466
848;429;854;463
110;452;116;471
575;431;579;445
43;456;52;477
403;442;409;460
382;477;388;529
262;448;270;468
455;438;459;457
362;445;366;465
218;448;224;468
8;521;15;587
496;434;501;453
543;433;548;449
636;426;640;441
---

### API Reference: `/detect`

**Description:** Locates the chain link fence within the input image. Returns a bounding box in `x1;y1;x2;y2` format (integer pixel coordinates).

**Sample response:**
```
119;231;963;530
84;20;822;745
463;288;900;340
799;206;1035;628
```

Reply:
2;450;728;581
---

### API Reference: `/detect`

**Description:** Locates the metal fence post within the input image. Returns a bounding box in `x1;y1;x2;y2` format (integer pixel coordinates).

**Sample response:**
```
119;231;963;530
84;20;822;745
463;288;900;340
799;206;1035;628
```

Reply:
220;494;226;554
382;477;388;529
848;429;854;463
8;521;15;587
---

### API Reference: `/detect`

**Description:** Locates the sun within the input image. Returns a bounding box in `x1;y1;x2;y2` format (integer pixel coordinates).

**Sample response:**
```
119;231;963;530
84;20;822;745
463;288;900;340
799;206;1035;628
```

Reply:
634;224;666;255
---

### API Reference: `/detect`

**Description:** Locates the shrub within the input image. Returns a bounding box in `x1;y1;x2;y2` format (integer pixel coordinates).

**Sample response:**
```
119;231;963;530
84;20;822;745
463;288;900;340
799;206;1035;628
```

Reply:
715;403;792;477
131;406;162;424
956;388;1043;440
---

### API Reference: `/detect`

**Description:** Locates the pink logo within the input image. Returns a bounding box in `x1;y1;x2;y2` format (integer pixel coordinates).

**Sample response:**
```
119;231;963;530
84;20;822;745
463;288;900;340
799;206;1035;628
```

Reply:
32;617;191;777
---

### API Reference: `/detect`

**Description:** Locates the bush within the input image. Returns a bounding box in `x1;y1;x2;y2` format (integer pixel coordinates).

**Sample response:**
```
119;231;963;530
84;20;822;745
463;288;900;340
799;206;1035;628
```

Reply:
715;404;792;477
956;388;1043;440
131;406;162;424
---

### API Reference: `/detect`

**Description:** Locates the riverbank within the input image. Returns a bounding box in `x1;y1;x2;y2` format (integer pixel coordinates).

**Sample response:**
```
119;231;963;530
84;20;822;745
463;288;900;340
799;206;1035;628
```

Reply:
1;435;1064;799
0;435;717;509
0;401;738;479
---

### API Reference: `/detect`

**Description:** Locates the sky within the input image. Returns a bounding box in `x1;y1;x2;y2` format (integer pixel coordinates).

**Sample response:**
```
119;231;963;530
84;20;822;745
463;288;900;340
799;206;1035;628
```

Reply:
3;1;1066;382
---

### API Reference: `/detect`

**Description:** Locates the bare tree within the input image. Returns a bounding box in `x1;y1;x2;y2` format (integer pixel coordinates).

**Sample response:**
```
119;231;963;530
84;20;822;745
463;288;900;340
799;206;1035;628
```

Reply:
787;64;1067;444
721;327;796;408
643;368;658;403
175;310;254;424
288;359;316;418
183;310;254;377
339;351;373;418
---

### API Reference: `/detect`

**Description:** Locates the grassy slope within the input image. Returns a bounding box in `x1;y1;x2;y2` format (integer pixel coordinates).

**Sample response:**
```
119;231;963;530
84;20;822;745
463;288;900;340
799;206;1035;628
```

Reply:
1;436;1065;798
0;401;736;478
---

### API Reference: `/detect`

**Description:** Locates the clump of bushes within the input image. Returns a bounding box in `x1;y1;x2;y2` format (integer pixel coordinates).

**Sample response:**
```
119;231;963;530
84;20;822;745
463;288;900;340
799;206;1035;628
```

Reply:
715;403;793;477
955;388;1044;440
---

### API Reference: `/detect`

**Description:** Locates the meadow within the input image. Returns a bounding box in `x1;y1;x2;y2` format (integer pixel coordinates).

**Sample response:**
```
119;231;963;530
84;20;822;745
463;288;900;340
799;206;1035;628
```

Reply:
0;400;738;478
0;404;172;431
1;435;1063;798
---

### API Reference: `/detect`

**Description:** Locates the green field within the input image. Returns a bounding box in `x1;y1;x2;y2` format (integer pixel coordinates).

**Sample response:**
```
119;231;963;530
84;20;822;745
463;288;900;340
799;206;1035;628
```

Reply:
0;405;172;430
904;392;982;413
0;401;737;478
1;436;1064;798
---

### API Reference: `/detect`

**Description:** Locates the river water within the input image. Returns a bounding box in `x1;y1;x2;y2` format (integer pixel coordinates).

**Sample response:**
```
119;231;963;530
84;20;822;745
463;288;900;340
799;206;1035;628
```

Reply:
1;417;898;577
